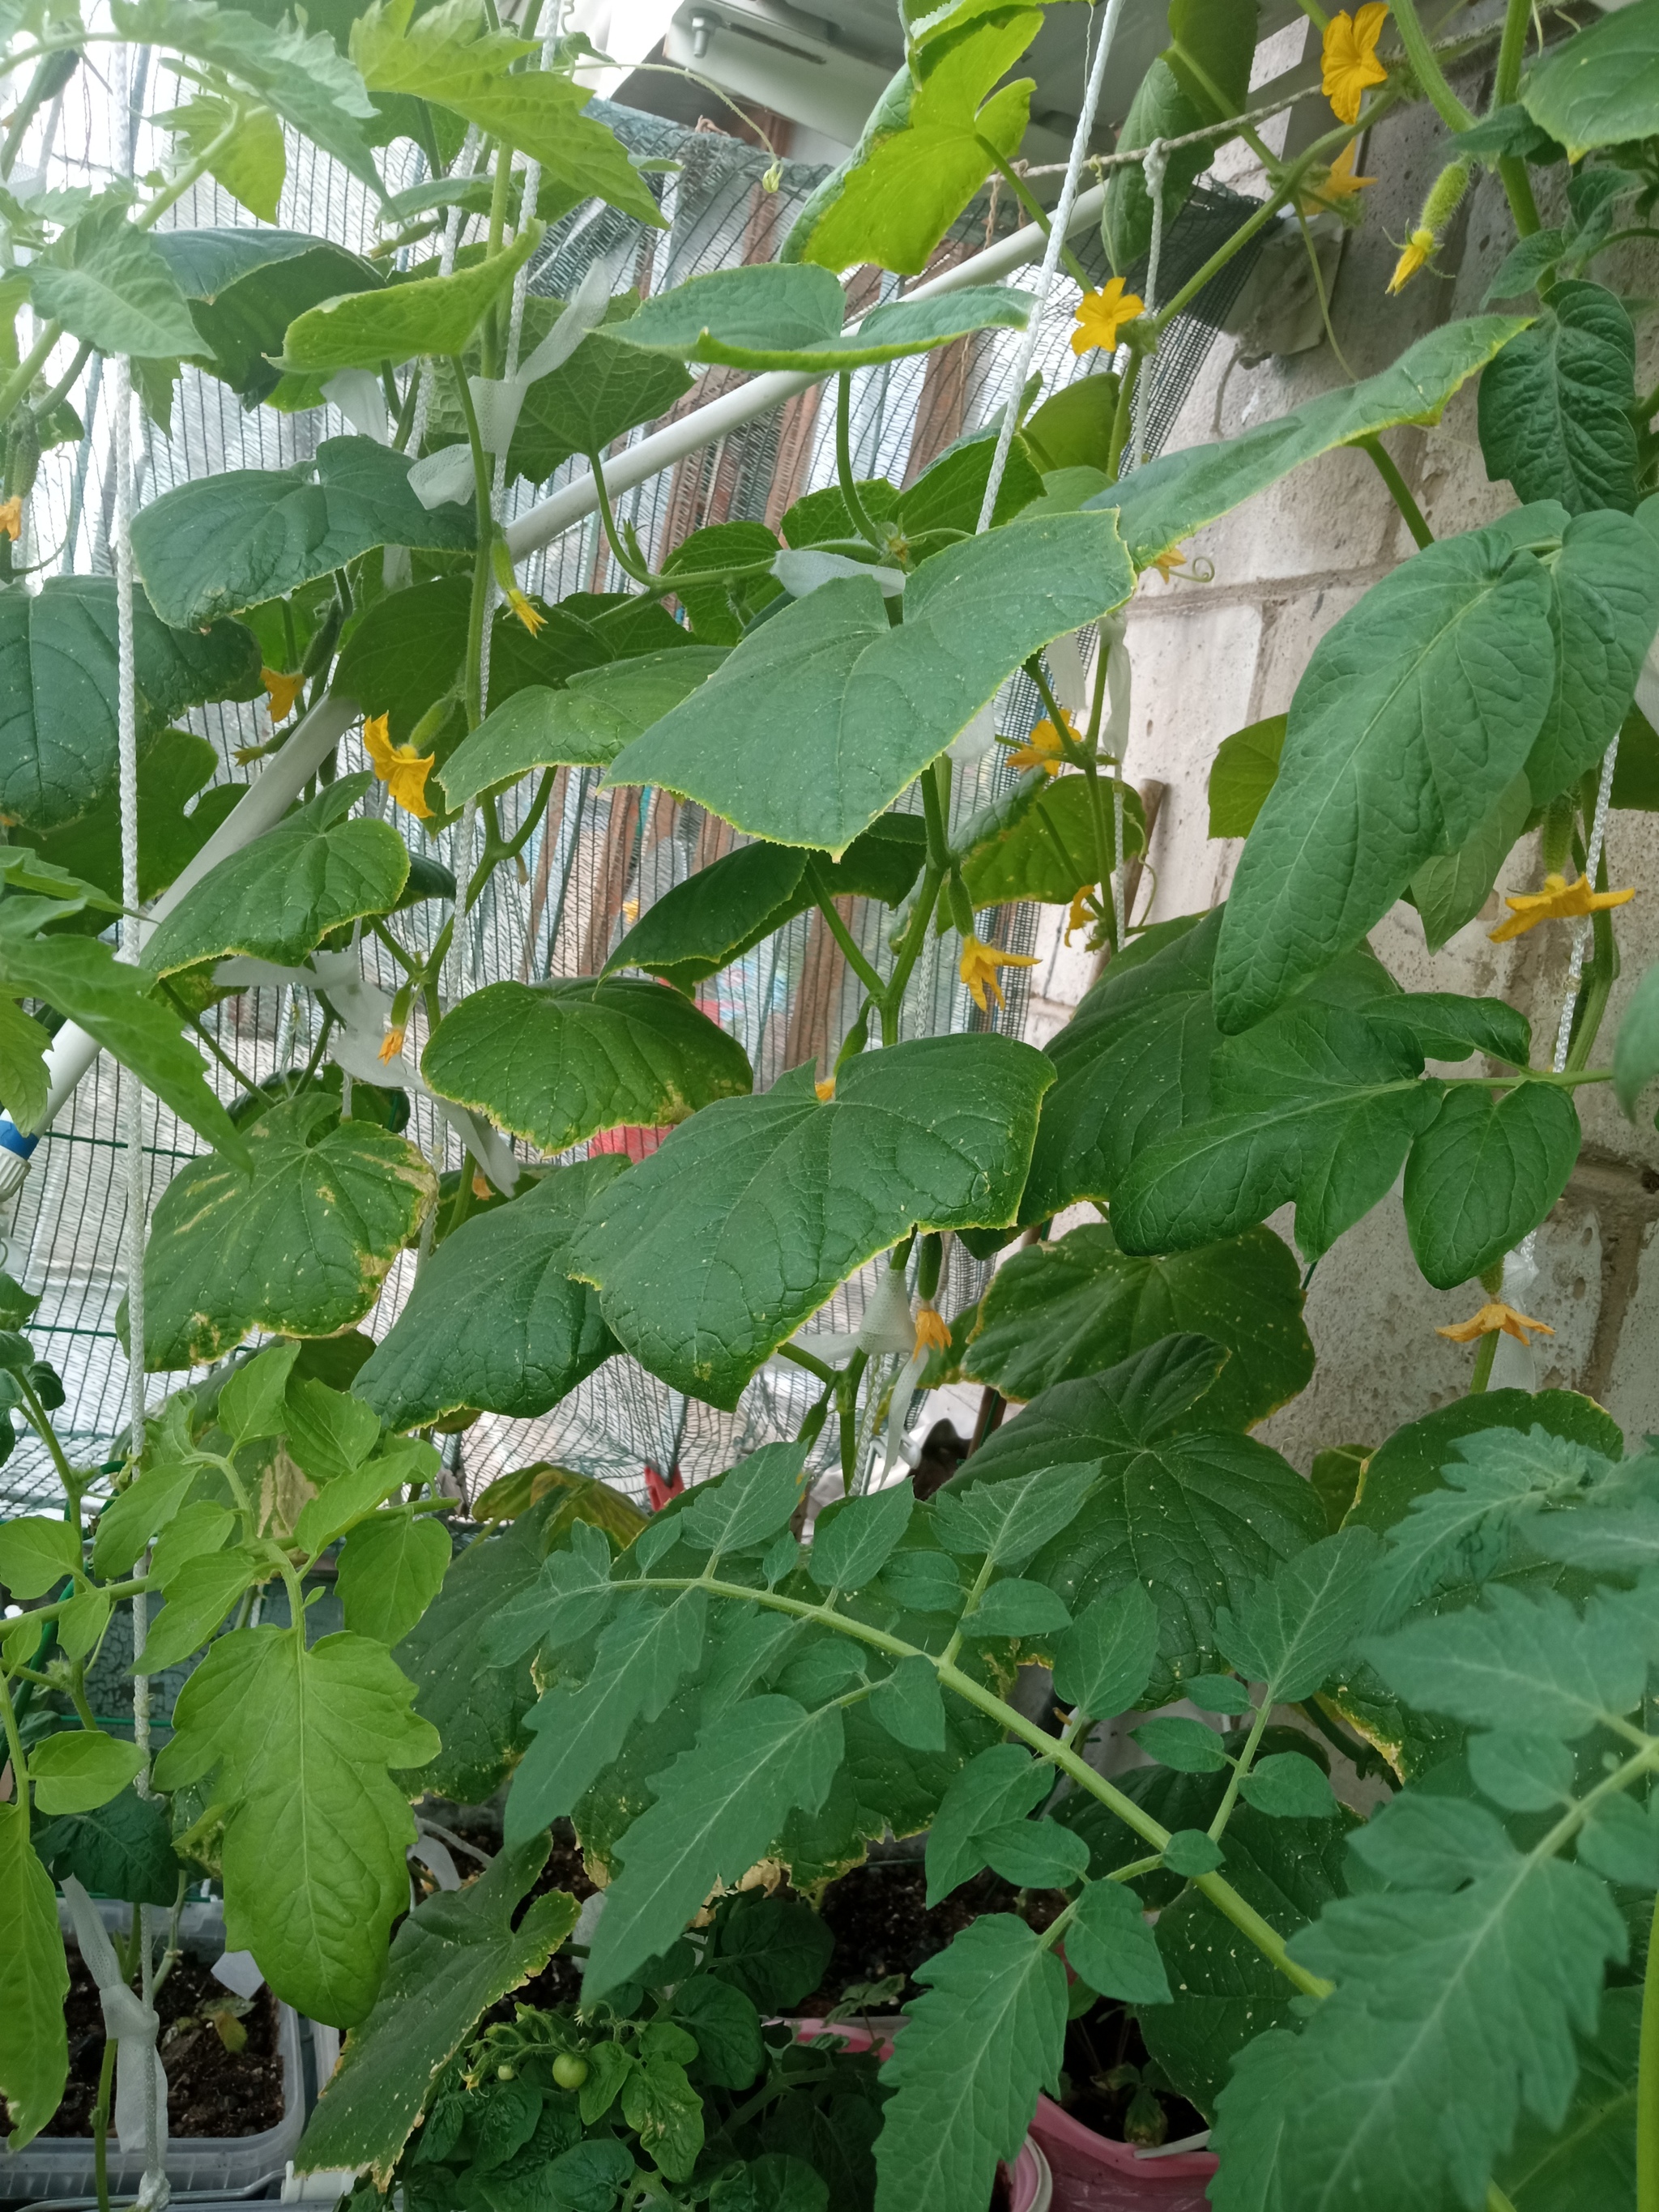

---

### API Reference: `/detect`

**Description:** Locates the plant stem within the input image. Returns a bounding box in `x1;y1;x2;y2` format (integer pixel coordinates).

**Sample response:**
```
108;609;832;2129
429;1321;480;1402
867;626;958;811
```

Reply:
1358;435;1434;548
162;979;263;1096
1492;0;1542;237
0;322;60;430
1640;1891;1659;2212
807;867;888;1002
834;373;886;550
975;139;1092;288
837;1350;869;1494
778;1342;837;1387
92;2034;117;2212
19;1373;82;1496
0;1667;29;1818
585;445;655;586
880;861;945;1046
1388;0;1474;131
1468;1331;1499;1392
1207;1698;1273;1839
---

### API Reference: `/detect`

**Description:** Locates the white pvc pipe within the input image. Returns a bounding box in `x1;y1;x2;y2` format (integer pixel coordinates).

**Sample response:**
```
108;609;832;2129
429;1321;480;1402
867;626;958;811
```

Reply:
39;696;359;1119
36;180;1110;1132
505;184;1108;564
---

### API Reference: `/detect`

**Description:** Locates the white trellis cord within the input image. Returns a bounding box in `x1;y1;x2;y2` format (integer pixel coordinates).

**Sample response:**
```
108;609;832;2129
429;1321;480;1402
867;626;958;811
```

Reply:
972;0;1125;535
113;346;168;2212
407;126;483;458
1128;138;1169;473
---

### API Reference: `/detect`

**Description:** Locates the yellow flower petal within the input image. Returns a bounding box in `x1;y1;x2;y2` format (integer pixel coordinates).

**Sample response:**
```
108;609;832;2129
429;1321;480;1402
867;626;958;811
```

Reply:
1436;1301;1554;1345
377;1025;406;1064
1070;277;1145;359
262;666;305;723
1322;3;1388;126
1149;545;1189;583
1004;713;1077;775
364;711;436;820
1387;225;1436;294
815;1076;836;1102
914;1306;953;1354
1489;872;1635;944
0;495;22;542
958;933;1039;1012
1299;139;1375;212
1064;888;1098;946
507;586;546;637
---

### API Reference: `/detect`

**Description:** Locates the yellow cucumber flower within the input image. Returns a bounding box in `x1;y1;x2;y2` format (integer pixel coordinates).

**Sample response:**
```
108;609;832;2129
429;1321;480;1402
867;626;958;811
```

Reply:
959;933;1038;1012
507;586;546;637
377;1024;407;1064
1071;278;1144;358
1300;139;1375;212
1388;226;1437;293
1436;1302;1553;1346
1065;888;1098;946
1489;872;1634;943
0;495;21;541
815;1076;836;1101
262;667;305;723
364;712;436;820
914;1306;952;1354
1322;5;1388;125
1005;711;1078;774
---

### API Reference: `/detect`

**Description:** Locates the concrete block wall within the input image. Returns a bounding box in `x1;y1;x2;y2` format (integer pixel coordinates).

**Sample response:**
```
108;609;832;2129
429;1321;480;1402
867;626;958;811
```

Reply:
1016;50;1659;1467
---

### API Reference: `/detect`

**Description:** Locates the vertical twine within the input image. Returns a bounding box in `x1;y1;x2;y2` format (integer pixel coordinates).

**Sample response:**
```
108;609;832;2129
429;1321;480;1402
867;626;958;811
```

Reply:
1128;139;1168;472
972;0;1124;535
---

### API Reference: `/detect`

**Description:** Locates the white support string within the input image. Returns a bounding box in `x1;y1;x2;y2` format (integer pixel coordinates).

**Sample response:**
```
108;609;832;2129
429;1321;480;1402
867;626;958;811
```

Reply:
972;0;1125;535
1128;138;1169;474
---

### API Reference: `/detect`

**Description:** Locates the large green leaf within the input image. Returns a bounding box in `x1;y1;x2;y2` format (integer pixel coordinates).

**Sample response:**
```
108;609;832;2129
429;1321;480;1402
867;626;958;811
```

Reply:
279;223;539;373
421;978;752;1154
607;511;1134;851
1019;911;1220;1223
335;1511;450;1646
1113;1002;1444;1262
953;1337;1325;1701
143;1094;437;1367
0;927;249;1164
584;1695;844;1998
1105;318;1530;570
142;777;409;975
960;774;1144;906
152;228;383;404
437;650;725;808
1495;1984;1639;2211
963;1220;1312;1429
1411;772;1533;948
132;436;475;629
29;202;203;359
1346;1391;1623;1544
504;322;693;485
1106;0;1259;271
874;1914;1065;2212
351;0;662;226
153;1624;440;2025
0;574;261;833
0;1802;68;2151
1478;281;1639;514
1214;1528;1382;1703
113;0;383;196
354;1157;626;1430
602;817;928;991
1141;1803;1350;2117
569;1036;1054;1409
390;1501;555;1804
33;1786;181;1908
36;727;246;911
608;264;1034;372
1401;1083;1581;1289
782;8;1039;277
1521;2;1659;158
1520;505;1659;807
1208;715;1286;839
296;1838;578;2182
1213;519;1558;1030
504;1587;710;1846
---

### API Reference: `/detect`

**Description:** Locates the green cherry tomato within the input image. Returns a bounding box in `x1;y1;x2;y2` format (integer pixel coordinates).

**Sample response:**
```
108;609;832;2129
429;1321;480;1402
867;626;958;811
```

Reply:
552;2052;589;2091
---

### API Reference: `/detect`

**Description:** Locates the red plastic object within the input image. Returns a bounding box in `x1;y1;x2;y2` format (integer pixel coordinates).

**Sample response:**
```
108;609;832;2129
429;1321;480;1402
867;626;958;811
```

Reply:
1028;2095;1216;2210
643;1464;684;1511
588;1124;672;1160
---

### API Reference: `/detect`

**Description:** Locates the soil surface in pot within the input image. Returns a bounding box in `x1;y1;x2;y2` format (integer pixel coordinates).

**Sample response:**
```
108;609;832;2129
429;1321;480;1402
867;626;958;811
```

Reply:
2;1955;285;2139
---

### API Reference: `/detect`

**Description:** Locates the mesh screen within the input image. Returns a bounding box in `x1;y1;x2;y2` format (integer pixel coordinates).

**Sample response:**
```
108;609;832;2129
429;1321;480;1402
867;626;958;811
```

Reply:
2;77;1262;1510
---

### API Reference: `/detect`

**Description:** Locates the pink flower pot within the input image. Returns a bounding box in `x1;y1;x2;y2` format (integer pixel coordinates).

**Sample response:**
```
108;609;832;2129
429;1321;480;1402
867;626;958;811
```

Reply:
1028;2094;1217;2211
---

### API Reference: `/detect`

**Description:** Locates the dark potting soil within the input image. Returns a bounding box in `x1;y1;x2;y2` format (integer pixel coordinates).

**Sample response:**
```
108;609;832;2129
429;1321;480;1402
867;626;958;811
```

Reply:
0;1954;286;2140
